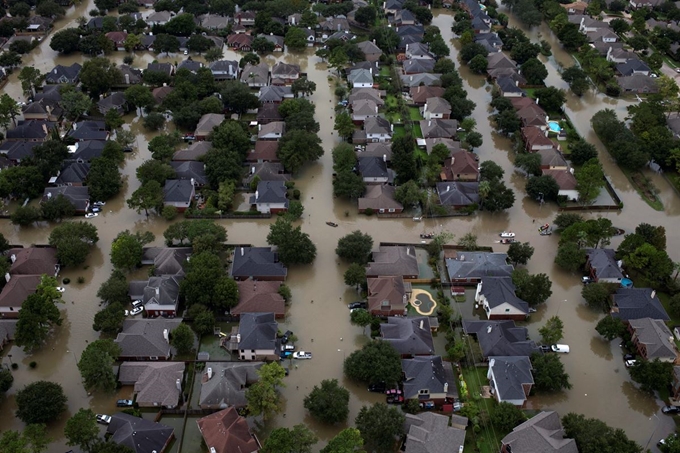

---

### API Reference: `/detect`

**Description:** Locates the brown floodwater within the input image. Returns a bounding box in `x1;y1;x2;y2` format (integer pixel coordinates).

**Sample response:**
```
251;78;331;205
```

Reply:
0;4;678;452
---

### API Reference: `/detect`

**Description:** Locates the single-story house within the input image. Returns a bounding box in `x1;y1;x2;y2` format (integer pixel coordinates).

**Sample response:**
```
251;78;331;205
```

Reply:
107;413;174;453
197;407;261;453
445;252;514;285
440;151;479;182
118;361;185;408
141;247;191;277
230;247;287;281
199;362;263;408
358;184;403;214
366;246;419;280
114;318;183;360
462;320;541;358
195;114;225;140
7;247;58;277
541;169;579;201
436;182;480;208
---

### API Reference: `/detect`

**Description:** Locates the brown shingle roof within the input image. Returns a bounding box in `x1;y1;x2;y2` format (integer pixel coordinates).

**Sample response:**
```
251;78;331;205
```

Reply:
246;141;279;162
368;276;407;313
197;407;260;453
542;169;577;190
522;126;553;148
358;184;404;212
8;247;58;276
232;280;285;317
441;151;479;180
0;275;41;308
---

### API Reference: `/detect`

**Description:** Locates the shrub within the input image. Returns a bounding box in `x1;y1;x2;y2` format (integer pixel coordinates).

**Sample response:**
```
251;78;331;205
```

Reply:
29;361;37;369
11;363;18;369
162;205;178;220
77;276;85;284
62;278;70;285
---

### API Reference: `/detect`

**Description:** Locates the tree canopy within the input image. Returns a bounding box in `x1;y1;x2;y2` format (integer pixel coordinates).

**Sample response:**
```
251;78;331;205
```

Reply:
16;381;67;424
267;218;316;265
48;221;99;267
261;424;317;453
344;340;402;385
78;339;121;392
336;231;374;264
246;362;286;421
303;379;350;424
355;402;405;453
562;413;642;453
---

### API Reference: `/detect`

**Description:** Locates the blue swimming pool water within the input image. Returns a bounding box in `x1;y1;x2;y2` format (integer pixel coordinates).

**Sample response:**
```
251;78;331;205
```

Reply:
548;121;561;132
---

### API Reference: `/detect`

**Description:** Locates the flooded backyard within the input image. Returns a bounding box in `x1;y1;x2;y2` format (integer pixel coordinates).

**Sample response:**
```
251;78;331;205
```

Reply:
0;2;679;452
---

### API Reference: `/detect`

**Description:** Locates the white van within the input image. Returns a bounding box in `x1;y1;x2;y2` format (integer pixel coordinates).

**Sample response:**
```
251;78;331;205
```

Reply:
551;344;570;353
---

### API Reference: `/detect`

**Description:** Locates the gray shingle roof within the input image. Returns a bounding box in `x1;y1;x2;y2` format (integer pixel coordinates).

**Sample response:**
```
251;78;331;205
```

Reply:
238;312;278;350
55;162;90;185
585;248;624;280
118;361;185;407
107;413;174;453
230;247;288;279
46;63;81;83
400;73;442;87
611;288;670;321
501;411;578;453
366;246;419;278
381;317;434;356
348;68;374;85
114;318;182;358
358;156;388;178
421;119;458;139
463;320;541;358
479;277;529;315
436;182;479;206
251;181;288;204
365;116;392;135
170;161;208;186
141;247;192;276
404;412;466;453
402;355;449;398
163;179;194;203
199;362;263;407
629;317;677;360
403;59;435;74
445;252;513;280
488;356;533;401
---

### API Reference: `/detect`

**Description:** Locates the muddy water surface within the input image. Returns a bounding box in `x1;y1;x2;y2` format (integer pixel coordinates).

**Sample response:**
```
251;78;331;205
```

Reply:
0;5;678;452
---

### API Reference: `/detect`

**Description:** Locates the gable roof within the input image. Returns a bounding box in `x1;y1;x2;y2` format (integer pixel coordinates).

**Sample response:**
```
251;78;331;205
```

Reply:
359;184;403;212
400;73;442;87
365;116;392;135
358;156;388;178
141;247;191;276
243;162;291;185
629;317;677;360
349;87;386;106
67;140;106;162
445;252;512;280
363;142;393;160
107;413;174;453
436;182;479;206
233;281;285;317
617;74;658;92
258;121;285;137
501;411;578;453
98;92;126;112
410;86;446;104
240;62;269;84
197;407;260;453
542;169;577;190
348;68;374;85
46;63;82;83
199;362;263;407
611;288;670;321
403;58;435;74
0;140;39;161
238;312;278;350
8;247;58;276
488;356;533;401
6;120;54;140
114;318;183;358
164;180;194;203
352;99;378;116
404;412;466;453
402;355;451;398
479;277;529;315
170;161;208;186
537;148;568;168
118;362;185;407
257;103;283;121
231;247;287;279
421;119;458;139
425;138;462;155
425;97;451;115
381;317;434;356
585;248;623;280
173;141;212;161
442;151;478;180
258;85;292;103
366;246;419;278
55;162;90;185
357;40;383;55
43;186;90;211
195;113;225;136
132;276;182;312
0;274;41;308
368;276;408;312
487;52;517;70
462;320;540;357
523;126;553;147
617;58;651;76
272;62;300;77
252;180;287;204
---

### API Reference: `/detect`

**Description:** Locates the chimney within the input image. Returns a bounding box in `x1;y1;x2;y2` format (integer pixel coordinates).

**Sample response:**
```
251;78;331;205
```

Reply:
207;367;213;379
176;378;181;390
446;185;450;192
255;190;259;200
444;382;448;393
428;120;431;127
236;333;241;343
487;325;492;334
419;319;424;330
125;73;130;84
383;154;387;162
42;123;48;135
651;290;656;299
240;247;244;256
489;358;495;367
163;329;169;342
191;178;195;186
515;80;519;87
10;254;16;263
163;82;167;87
4;273;9;283
47;192;52;199
155;287;159;297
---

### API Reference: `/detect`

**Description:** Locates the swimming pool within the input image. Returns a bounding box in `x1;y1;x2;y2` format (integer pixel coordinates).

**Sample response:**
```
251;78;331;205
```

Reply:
548;121;561;132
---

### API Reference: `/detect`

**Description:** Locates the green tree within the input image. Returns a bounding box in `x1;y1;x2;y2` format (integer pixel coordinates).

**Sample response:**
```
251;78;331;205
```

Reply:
267;218;317;265
0;424;50;453
304;379;350;424
570;139;598;166
64;408;100;453
350;308;372;333
261;424;318;453
217;181;236;211
595;315;626;340
154;33;180;54
0;368;13;392
531;353;572;391
246;362;286;420
553;213;584;230
491;401;527;432
575;159;604;205
526;174;560;202
562;413;642;453
630;359;674;393
205;47;224;62
105;109;124;131
507;241;534;266
163;219;227;247
181;251;236;310
333;171;365;199
336;231;373;264
49;221;99;267
480;160;504;182
143;112;166;130
93;302;126;335
582;282;615;312
80;57;122;98
291;77;316;98
278;130;324;173
468;54;488;73
136;160;176;185
515;152;542;176
14;278;63;352
187;34;214;53
539;316;564;345
520;58;548;85
394;180;424;208
320;428;364;453
561;66;590;96
40;194;76;222
460;42;488;63
554;242;587;272
344;263;367;288
369;25;399;52
285;26;307;50
124;85;154;113
355;5;377;26
535;87;566;113
170;323;195;355
50;28;81;53
334;111;355;140
78;339;121;392
165;13;196;35
97;270;129;305
355;403;405;453
88;157;123;202
512;269;552;306
61;90;92;121
127;181;163;217
124;33;141;52
110;230;154;270
191;306;216;337
18;67;43;96
344;340;402;385
16;381;67;424
494;109;522;135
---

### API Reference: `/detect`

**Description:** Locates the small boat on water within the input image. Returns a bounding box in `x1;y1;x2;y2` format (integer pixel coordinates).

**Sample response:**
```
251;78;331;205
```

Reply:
499;231;515;238
539;229;552;236
326;222;338;227
612;227;625;236
498;238;517;244
420;233;434;239
413;216;422;221
538;223;550;231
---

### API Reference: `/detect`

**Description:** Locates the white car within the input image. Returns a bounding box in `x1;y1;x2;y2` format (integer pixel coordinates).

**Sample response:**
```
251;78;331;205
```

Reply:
56;287;65;293
132;300;143;309
625;359;637;368
93;201;106;206
293;351;312;360
551;344;570;353
85;212;98;219
96;414;111;424
130;306;144;316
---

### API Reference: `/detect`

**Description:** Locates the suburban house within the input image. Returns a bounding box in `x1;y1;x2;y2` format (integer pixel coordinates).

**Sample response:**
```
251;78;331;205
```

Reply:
230;247;287;281
422;97;452;120
424;138;462;155
199;362;263;408
487;356;534;407
173;141;212;161
163;180;195;212
240;63;270;87
194;113;225;140
45;63;82;84
232;280;286;318
400;73;442;88
367;276;411;316
403;59;435;75
0;141;40;164
420;119;459;139
43;186;90;213
152;86;174;104
501;411;578;453
98;92;127;115
105;31;128;50
440;151;479;182
169;161;208;187
128;276;182;318
616;58;651;76
258;122;285;141
462;320;541;358
541;169;579;201
197;407;261;453
584;248;624;283
350;87;386;106
351;99;379;122
65;140;105;162
522;126;555;152
271;62;300;84
358;184;404;214
114;318;184;361
69;120;109;141
401;355;456;405
403;412;466;453
259;85;294;103
364;116;393;142
436;182;480;209
250;181;289;214
209;60;239;81
496;76;524;97
53;162;90;186
517;103;549;129
146;62;175;77
537;148;568;170
405;42;434;59
140;247;191;276
617;74;659;93
366;246;419;280
0;275;41;318
227;312;279;361
380;317;435;357
7;247;59;276
243;162;291;186
348;68;374;88
410;86;446;105
234;11;256;26
610;288;670;322
178;59;204;73
107;413;174;453
357;40;383;61
146;10;173;25
118;362;185;408
257;103;284;124
358;156;390;184
628;317;678;363
247;141;279;163
227;33;254;51
475;277;529;320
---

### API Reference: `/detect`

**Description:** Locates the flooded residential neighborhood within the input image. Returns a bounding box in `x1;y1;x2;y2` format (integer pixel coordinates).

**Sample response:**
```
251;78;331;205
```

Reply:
0;0;680;451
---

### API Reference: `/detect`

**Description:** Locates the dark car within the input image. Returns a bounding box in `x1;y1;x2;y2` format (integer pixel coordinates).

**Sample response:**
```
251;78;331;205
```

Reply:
662;406;680;414
281;330;293;344
386;395;404;404
116;399;133;407
368;382;387;393
539;345;552;353
623;353;635;361
348;301;368;310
